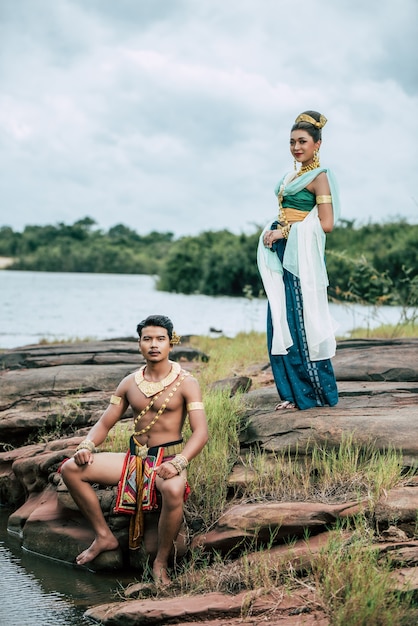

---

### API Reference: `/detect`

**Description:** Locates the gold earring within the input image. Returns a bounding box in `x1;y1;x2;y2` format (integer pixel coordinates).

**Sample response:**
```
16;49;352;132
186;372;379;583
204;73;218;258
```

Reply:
294;158;297;171
313;149;320;168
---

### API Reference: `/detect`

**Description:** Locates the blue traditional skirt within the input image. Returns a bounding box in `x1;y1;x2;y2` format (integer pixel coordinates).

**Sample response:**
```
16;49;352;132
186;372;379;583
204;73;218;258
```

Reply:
267;239;338;410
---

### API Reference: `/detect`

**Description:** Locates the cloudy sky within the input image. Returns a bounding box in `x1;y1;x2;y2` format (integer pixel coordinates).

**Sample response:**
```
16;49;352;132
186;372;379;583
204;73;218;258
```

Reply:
1;0;417;238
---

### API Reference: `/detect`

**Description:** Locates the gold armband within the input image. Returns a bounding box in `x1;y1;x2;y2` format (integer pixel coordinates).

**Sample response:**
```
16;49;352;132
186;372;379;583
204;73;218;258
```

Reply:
186;401;204;412
110;395;122;405
316;195;332;205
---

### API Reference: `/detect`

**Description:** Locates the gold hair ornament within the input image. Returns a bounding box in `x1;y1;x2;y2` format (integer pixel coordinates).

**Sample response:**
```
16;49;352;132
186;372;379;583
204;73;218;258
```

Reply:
171;331;181;345
295;113;327;129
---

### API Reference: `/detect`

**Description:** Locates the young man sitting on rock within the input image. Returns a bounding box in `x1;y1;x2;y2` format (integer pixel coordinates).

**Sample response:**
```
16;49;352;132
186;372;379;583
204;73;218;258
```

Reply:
61;314;208;585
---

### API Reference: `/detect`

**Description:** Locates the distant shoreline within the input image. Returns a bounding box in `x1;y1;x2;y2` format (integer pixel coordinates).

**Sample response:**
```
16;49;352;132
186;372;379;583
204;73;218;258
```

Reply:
0;257;14;269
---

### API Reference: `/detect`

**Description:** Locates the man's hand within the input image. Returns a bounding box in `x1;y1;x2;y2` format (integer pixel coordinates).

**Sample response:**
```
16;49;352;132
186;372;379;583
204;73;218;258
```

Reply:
154;460;180;480
73;449;94;466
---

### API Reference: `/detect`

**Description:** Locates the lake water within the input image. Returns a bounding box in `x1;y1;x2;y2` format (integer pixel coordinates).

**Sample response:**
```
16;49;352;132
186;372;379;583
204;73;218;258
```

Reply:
0;507;135;626
0;270;407;350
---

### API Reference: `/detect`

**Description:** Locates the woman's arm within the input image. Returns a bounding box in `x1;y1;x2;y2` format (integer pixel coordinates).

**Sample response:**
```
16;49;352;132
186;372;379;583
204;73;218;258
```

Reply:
308;172;334;232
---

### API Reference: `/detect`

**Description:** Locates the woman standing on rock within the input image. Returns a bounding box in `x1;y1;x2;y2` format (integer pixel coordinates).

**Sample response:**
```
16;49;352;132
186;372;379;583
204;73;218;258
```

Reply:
257;111;341;411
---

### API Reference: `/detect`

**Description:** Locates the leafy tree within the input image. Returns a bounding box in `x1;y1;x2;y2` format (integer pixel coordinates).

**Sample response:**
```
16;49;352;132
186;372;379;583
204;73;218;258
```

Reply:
3;217;418;305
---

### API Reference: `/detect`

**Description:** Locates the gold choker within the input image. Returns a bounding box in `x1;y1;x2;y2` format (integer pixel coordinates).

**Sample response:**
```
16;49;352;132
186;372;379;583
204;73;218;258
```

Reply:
296;161;319;177
135;361;182;397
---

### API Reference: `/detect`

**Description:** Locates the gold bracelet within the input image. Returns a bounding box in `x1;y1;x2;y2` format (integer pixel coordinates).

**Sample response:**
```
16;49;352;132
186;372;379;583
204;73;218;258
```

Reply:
281;224;291;239
110;394;122;405
187;401;204;412
170;458;183;474
316;195;332;205
76;440;96;453
170;454;189;473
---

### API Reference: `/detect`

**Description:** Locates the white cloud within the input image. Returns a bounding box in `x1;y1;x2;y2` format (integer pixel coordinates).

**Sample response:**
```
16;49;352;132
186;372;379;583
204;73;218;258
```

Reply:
0;0;417;236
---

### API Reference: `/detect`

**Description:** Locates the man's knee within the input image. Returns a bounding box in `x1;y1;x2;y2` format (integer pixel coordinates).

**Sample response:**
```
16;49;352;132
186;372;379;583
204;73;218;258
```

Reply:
60;458;78;484
160;479;186;505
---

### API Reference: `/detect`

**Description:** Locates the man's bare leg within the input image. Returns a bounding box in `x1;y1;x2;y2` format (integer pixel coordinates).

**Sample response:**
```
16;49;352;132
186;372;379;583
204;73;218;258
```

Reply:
60;452;124;565
152;474;186;585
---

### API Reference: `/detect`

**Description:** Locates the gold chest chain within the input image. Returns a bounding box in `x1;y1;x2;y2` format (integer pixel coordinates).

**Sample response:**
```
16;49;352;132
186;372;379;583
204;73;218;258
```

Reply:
133;370;189;436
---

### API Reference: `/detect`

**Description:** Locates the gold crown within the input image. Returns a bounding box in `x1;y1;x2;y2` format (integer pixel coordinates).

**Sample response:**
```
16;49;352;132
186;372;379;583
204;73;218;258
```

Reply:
171;331;181;345
295;113;327;129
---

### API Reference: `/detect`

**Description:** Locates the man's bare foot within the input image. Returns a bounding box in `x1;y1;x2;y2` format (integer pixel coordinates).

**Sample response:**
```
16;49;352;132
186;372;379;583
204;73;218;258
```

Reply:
152;559;171;586
76;535;119;566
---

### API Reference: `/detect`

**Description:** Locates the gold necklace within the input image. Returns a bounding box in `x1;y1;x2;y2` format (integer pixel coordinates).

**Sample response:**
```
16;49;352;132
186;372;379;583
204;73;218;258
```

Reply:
135;361;181;398
296;161;318;177
296;150;320;177
134;372;189;435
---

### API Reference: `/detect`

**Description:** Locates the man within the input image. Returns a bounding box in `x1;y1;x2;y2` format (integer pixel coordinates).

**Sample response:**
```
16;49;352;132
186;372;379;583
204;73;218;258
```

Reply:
61;314;208;584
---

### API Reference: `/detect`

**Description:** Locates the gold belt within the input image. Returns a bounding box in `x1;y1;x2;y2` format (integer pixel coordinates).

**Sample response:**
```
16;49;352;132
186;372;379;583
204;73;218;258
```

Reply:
282;208;308;222
133;441;184;459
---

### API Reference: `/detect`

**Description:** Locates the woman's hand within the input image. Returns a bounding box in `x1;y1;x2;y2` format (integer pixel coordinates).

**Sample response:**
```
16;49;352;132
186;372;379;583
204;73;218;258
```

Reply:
263;229;283;248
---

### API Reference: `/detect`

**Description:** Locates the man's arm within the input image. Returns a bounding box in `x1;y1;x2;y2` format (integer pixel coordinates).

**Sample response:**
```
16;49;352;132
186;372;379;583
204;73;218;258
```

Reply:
180;376;209;462
73;377;130;465
153;375;208;479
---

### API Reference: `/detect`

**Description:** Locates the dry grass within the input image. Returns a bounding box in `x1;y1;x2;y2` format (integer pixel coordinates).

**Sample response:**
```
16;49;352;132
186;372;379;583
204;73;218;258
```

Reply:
100;329;417;623
189;331;267;389
343;320;417;340
236;436;406;508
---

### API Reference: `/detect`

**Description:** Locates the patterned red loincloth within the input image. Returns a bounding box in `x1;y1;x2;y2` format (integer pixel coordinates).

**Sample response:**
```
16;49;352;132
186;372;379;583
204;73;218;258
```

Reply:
114;438;191;549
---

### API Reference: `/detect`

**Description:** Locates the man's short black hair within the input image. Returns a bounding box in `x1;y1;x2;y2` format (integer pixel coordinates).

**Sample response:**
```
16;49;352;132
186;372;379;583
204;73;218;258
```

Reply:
136;315;174;341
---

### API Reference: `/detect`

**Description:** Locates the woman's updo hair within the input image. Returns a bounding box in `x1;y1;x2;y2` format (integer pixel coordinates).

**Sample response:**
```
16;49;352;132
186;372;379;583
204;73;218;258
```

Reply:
291;110;327;142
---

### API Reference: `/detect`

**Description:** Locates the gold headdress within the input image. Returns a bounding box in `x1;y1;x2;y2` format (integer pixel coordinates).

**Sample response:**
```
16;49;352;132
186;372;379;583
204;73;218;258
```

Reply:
171;331;181;345
295;113;327;129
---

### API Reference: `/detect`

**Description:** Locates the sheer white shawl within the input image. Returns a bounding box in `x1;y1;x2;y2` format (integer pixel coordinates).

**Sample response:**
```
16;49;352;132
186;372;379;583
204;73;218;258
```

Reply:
257;168;341;361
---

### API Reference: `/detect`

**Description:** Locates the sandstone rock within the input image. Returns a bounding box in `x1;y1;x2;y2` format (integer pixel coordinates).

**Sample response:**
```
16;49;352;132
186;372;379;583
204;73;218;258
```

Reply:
1;337;418;625
241;386;418;462
210;375;252;396
192;501;363;554
84;589;328;626
333;338;418;381
0;443;45;505
0;363;136;404
390;566;418;593
374;484;418;533
0;341;207;371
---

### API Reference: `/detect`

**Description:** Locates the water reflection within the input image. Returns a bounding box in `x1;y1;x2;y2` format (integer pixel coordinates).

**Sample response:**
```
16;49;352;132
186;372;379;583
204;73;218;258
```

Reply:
0;507;135;626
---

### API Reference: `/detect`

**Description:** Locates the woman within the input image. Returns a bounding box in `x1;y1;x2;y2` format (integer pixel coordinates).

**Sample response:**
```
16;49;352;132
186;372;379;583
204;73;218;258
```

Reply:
257;110;341;410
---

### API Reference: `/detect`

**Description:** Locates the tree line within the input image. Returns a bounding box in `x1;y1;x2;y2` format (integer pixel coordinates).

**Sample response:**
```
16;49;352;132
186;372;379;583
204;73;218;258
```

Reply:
1;217;417;308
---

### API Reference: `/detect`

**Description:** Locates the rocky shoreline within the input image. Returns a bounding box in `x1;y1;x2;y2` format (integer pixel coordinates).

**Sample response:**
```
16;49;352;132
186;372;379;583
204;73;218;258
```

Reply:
1;337;418;625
